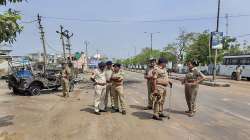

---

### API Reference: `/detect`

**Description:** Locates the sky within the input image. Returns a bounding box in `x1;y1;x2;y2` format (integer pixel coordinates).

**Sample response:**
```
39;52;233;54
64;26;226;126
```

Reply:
1;0;250;59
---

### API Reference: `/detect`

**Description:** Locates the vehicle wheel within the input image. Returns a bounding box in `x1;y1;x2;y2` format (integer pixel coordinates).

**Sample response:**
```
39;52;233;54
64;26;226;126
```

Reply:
29;86;41;96
247;77;250;81
69;83;74;92
231;72;236;80
12;88;19;95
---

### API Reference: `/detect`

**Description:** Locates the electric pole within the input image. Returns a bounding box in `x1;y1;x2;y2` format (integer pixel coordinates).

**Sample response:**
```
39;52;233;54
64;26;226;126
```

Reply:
144;32;160;57
213;0;221;81
56;25;66;60
84;40;89;68
225;13;229;36
62;30;73;62
37;14;47;72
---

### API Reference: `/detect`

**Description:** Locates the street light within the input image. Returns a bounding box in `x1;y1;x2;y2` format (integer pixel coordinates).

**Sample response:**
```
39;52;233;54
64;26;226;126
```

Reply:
144;32;160;57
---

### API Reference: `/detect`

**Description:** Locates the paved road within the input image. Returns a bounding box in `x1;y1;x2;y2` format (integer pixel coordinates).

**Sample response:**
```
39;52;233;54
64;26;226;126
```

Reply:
0;71;249;140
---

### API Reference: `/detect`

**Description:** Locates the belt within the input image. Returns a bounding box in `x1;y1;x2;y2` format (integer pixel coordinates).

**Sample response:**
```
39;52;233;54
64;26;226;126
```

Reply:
156;83;167;87
95;83;106;86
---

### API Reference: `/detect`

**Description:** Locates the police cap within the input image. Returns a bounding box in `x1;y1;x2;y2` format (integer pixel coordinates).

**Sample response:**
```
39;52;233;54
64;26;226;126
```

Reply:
113;63;121;68
98;62;106;68
106;61;113;65
158;57;168;64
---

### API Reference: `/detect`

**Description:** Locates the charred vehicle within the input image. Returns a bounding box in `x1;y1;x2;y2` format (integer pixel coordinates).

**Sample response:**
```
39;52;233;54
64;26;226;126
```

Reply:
7;59;64;96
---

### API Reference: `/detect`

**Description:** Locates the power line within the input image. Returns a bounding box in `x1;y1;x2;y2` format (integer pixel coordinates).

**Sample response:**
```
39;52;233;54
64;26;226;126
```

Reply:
39;14;250;23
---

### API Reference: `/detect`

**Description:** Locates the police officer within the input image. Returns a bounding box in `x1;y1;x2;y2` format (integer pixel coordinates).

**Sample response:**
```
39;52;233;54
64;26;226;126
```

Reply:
235;65;242;81
104;61;114;110
182;60;205;117
144;58;156;110
111;63;126;115
61;62;71;98
91;62;107;115
152;58;172;120
68;61;75;92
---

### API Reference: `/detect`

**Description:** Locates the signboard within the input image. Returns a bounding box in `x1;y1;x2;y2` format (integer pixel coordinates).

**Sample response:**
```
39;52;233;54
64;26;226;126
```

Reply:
211;32;223;49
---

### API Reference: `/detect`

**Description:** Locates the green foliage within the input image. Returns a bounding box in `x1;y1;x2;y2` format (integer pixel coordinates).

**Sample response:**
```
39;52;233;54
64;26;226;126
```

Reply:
0;0;23;5
0;0;23;44
185;31;210;64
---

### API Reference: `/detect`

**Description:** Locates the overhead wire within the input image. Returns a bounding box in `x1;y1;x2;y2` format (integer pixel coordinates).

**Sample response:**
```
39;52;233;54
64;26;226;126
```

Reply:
39;14;250;23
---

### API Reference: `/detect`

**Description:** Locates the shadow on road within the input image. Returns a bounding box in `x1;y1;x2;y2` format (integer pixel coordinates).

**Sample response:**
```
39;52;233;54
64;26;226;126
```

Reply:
124;80;142;86
129;105;145;110
165;109;188;116
80;107;95;114
0;115;14;127
132;111;152;120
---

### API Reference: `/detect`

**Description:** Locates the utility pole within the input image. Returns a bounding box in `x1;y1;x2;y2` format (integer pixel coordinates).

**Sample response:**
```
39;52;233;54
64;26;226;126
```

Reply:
144;32;160;57
134;46;137;57
213;0;221;81
84;40;89;68
56;25;66;60
62;30;73;62
225;13;229;36
37;14;47;72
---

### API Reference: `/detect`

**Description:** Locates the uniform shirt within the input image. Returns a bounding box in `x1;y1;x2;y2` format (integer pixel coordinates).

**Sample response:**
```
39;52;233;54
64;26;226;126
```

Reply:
185;67;205;83
105;69;113;82
62;66;71;79
91;69;106;84
152;66;169;88
111;70;124;87
145;66;155;81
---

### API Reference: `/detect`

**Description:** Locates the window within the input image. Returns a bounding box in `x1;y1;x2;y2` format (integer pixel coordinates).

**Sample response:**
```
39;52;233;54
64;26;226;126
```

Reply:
231;58;239;65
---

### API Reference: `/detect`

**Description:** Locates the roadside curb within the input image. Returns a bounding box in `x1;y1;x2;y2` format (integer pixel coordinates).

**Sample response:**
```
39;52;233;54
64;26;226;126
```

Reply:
201;81;231;87
125;69;231;87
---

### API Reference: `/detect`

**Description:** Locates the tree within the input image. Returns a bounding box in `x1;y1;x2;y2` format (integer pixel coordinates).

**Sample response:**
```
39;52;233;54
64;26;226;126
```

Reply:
185;31;210;65
0;0;23;44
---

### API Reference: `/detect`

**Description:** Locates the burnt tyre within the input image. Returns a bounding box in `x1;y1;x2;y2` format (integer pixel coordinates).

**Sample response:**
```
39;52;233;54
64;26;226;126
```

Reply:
29;86;41;96
231;72;236;80
69;82;74;92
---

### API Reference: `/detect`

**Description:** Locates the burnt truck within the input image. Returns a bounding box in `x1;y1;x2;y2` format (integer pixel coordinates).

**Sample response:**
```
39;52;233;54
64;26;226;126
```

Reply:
7;59;76;96
6;59;70;96
8;68;62;96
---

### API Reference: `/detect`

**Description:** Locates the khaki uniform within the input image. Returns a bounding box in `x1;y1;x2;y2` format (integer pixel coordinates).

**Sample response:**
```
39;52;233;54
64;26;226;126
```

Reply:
91;69;107;112
184;67;205;112
144;66;155;108
152;66;169;116
104;68;114;108
111;70;126;111
61;65;71;97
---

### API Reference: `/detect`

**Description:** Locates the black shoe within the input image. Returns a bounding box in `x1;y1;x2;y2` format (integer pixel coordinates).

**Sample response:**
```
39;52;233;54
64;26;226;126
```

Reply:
159;113;168;118
121;110;126;115
185;110;192;114
94;112;101;115
144;106;152;110
112;109;119;113
188;112;195;117
152;115;163;121
100;110;107;112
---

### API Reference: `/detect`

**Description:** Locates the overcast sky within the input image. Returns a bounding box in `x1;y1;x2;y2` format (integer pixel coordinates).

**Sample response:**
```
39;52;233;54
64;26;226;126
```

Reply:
1;0;250;59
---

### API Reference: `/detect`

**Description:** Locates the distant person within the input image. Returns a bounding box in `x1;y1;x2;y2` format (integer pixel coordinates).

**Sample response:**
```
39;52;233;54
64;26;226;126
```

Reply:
104;61;114;110
61;62;71;98
182;60;205;117
208;63;213;75
151;57;172;120
144;58;156;110
235;65;242;81
111;63;126;115
90;62;107;115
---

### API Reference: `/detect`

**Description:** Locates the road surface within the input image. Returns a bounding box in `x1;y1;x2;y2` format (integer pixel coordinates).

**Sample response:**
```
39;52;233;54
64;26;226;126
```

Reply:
0;71;249;140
